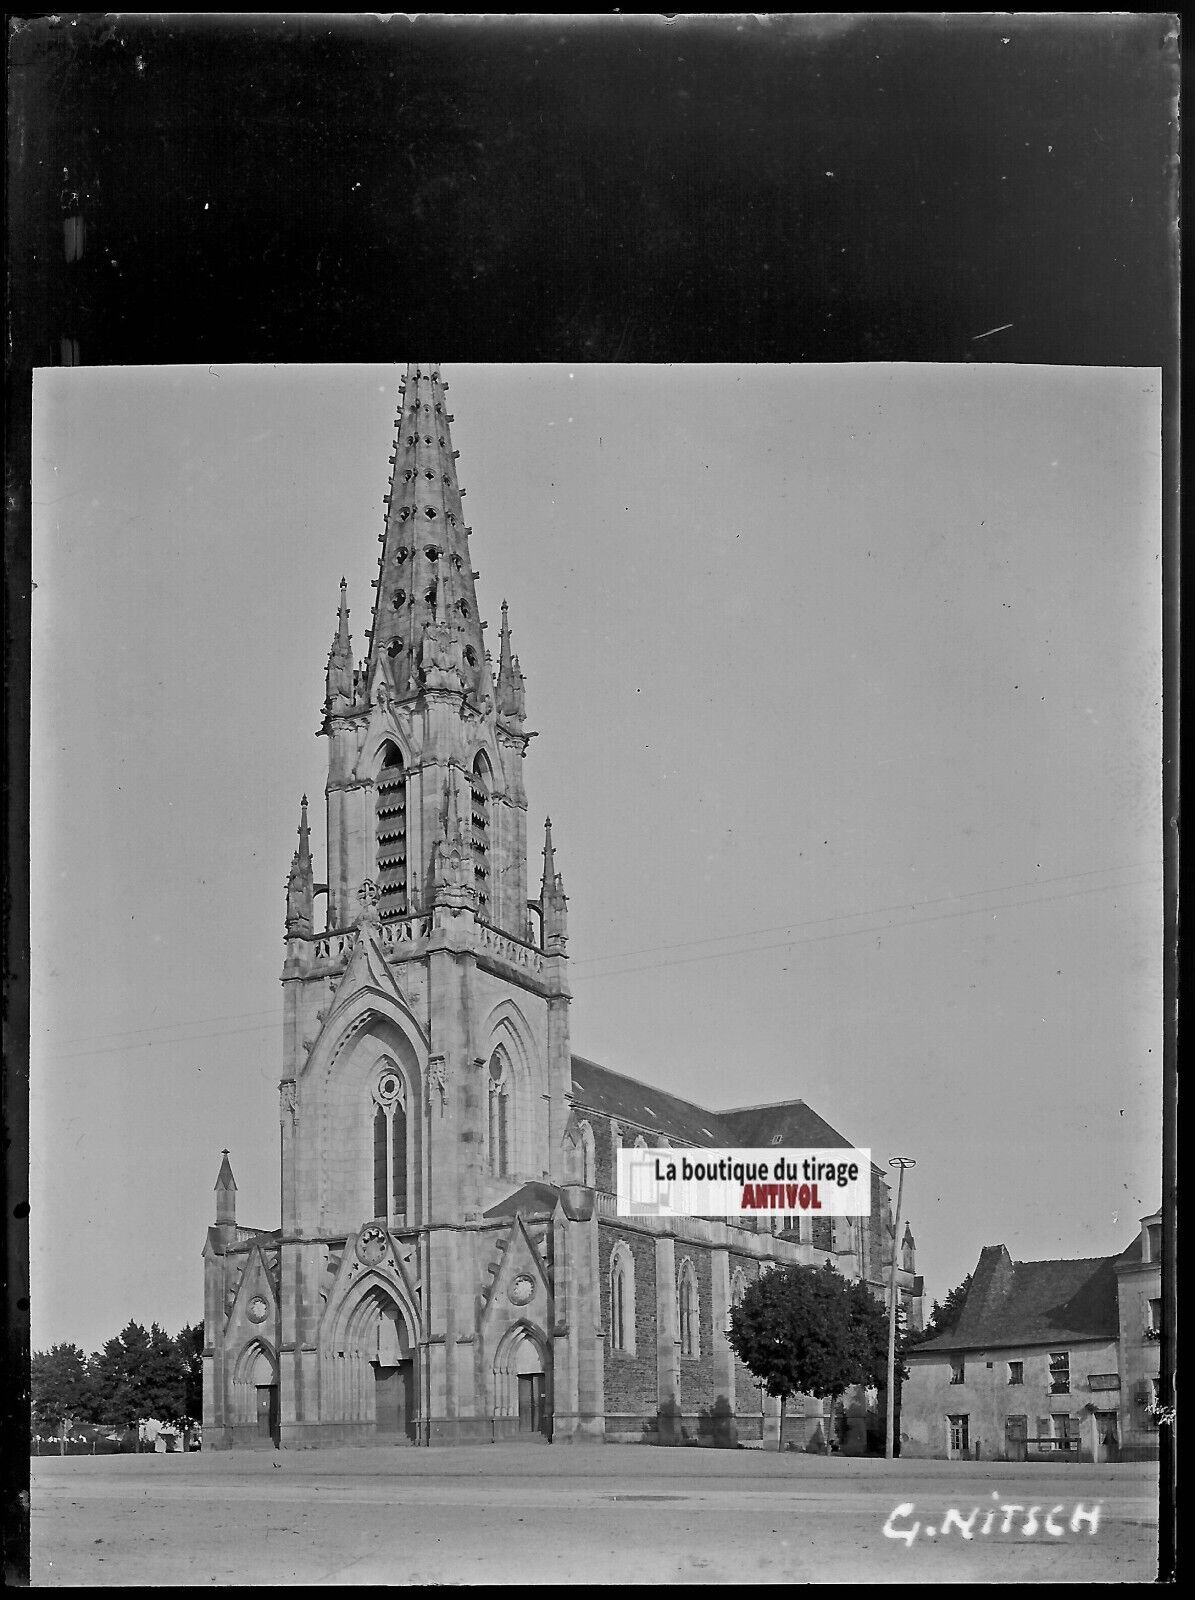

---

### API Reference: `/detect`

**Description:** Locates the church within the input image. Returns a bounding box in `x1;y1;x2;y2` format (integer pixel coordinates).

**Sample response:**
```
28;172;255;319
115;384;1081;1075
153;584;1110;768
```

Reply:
202;365;923;1449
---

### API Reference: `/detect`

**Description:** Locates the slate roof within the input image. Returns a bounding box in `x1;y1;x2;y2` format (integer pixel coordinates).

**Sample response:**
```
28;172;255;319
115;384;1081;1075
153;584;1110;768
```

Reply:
910;1239;1141;1355
569;1056;732;1146
483;1180;562;1218
568;1057;878;1181
722;1098;874;1165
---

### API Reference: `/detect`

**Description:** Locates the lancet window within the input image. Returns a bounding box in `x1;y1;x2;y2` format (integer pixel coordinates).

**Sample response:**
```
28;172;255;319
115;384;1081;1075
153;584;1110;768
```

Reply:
678;1259;700;1359
376;745;408;921
371;1065;409;1226
610;1243;636;1355
488;1049;512;1179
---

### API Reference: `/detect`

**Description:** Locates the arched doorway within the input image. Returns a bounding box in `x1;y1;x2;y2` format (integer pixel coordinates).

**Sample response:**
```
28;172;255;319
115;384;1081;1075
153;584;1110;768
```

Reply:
336;1283;418;1443
233;1341;279;1446
493;1323;551;1441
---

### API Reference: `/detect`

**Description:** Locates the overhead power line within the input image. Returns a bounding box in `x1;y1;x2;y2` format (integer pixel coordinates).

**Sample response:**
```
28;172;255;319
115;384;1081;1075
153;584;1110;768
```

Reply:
37;860;1160;1061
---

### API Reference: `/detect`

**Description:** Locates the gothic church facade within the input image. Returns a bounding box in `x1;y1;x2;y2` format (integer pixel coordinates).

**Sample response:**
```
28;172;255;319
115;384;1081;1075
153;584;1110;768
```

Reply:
202;366;922;1449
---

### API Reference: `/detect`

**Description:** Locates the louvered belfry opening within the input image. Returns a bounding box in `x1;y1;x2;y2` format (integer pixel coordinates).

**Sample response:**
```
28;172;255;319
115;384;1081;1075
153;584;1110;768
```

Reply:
376;744;408;920
471;753;491;921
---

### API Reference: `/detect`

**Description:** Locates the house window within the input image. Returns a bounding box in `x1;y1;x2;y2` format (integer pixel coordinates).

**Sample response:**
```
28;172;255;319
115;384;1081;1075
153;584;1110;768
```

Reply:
948;1414;969;1456
375;745;408;920
678;1259;700;1358
1008;1361;1024;1385
949;1357;965;1385
1049;1352;1070;1395
609;1244;636;1355
1147;1298;1162;1337
371;1066;408;1225
1146;1223;1161;1262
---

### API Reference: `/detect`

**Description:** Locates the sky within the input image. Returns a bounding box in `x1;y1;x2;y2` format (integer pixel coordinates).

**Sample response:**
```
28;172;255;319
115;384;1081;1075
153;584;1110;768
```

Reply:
29;362;1162;1357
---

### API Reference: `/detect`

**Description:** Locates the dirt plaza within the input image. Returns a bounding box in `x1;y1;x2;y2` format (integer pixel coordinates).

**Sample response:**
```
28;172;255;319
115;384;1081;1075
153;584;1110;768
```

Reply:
31;1445;1158;1585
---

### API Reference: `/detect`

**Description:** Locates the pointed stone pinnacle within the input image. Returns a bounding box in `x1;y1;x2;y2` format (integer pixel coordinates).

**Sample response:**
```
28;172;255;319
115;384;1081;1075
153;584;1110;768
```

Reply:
365;365;486;697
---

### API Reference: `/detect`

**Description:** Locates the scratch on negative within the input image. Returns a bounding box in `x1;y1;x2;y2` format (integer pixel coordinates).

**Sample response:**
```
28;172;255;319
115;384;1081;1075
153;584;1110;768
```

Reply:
972;323;1014;341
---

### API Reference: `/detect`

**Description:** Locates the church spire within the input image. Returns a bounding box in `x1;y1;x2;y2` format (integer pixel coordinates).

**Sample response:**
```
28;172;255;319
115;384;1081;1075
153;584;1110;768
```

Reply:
368;364;488;701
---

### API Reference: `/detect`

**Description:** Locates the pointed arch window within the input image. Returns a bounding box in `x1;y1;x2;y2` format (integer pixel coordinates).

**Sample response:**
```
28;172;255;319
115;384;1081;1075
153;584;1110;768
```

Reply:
471;754;492;921
371;1066;408;1226
488;1049;513;1178
678;1259;700;1359
610;1243;636;1355
376;744;408;921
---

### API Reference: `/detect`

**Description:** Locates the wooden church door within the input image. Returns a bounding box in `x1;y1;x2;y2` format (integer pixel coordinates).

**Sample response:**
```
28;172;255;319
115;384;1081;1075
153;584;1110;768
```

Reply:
517;1374;547;1437
256;1385;279;1443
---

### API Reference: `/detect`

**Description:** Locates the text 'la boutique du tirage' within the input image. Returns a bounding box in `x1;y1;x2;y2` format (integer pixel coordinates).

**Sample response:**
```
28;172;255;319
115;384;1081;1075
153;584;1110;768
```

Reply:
615;1148;871;1220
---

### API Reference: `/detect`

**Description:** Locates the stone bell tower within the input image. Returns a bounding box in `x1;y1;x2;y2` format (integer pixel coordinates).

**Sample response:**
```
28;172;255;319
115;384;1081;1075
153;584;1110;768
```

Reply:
243;364;583;1446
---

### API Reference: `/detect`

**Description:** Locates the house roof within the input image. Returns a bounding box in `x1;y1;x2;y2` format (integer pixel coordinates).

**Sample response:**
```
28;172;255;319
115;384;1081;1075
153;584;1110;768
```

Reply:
910;1240;1139;1355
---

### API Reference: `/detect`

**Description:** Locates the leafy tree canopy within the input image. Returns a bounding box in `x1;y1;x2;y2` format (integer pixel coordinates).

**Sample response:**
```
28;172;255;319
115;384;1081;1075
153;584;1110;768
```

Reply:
908;1272;973;1346
33;1320;204;1442
177;1322;204;1424
729;1261;891;1413
31;1343;98;1435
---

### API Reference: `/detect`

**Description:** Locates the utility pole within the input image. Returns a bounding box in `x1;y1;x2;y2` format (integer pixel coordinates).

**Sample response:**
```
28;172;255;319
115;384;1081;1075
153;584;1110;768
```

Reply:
886;1156;915;1460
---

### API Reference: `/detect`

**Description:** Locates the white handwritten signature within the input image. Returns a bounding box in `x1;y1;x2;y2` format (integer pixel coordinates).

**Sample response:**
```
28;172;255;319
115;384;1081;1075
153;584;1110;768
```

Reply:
884;1494;1101;1545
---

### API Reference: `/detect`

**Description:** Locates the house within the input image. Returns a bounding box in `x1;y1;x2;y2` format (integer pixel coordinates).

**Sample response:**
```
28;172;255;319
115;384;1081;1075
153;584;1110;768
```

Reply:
901;1212;1163;1462
1114;1209;1165;1459
201;364;924;1449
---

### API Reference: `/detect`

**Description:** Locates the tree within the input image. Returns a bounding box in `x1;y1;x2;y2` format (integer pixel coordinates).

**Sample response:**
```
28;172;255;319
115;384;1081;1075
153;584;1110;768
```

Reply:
175;1323;204;1424
908;1272;972;1346
89;1320;188;1429
31;1344;98;1452
91;1322;151;1428
728;1262;890;1451
142;1323;189;1424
